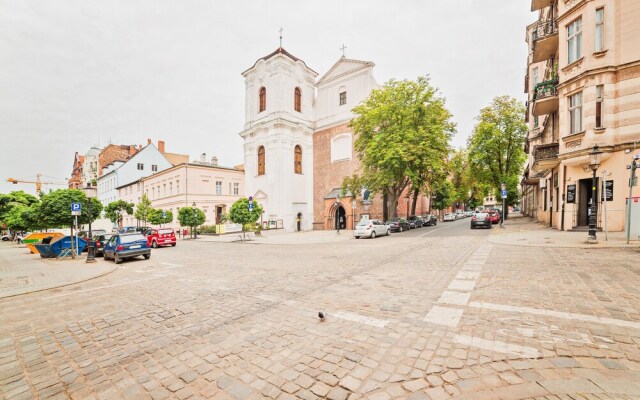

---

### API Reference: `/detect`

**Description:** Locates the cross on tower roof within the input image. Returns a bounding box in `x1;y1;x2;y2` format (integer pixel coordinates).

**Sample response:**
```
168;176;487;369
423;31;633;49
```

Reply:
340;44;347;58
279;27;283;47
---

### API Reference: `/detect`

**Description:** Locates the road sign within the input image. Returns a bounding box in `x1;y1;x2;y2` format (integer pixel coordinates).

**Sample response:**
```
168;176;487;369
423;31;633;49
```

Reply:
71;202;82;215
162;210;166;218
248;196;253;201
501;189;507;199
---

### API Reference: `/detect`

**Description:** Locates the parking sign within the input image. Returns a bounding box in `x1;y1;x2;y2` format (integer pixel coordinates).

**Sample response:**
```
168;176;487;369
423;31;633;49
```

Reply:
501;189;507;199
71;202;82;215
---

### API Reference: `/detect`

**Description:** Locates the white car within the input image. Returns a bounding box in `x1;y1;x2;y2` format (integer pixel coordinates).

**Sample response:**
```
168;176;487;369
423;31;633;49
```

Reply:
443;213;456;222
354;219;391;239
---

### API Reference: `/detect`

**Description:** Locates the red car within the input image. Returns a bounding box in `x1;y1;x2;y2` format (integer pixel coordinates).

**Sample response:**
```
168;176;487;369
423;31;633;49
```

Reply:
485;210;501;224
145;228;177;248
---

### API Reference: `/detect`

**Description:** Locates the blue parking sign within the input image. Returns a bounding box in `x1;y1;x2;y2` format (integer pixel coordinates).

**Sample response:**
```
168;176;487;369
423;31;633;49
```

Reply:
501;189;507;199
71;203;82;212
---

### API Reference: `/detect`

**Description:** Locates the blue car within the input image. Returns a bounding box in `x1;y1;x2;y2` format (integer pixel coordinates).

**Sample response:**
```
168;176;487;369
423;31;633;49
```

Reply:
103;233;151;264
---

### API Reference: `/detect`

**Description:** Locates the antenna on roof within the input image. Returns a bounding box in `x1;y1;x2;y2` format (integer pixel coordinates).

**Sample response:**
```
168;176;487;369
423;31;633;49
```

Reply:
279;27;283;47
340;44;347;58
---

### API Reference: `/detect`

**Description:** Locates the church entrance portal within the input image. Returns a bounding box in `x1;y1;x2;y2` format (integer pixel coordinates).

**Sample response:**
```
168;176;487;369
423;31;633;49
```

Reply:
335;206;346;230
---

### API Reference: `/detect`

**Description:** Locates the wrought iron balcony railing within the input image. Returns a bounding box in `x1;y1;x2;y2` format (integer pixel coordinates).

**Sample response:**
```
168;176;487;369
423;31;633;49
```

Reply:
533;79;558;101
532;19;558;43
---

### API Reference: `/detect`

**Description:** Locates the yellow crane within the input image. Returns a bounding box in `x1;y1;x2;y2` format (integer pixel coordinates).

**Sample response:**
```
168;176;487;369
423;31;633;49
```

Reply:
7;174;67;195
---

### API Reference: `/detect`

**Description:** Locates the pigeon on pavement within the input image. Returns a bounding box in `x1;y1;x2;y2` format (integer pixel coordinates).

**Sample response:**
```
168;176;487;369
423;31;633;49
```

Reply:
318;312;326;321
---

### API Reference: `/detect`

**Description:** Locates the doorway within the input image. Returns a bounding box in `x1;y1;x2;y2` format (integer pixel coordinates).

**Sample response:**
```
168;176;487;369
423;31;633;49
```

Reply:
216;206;224;224
578;178;598;227
296;212;302;232
335;206;346;230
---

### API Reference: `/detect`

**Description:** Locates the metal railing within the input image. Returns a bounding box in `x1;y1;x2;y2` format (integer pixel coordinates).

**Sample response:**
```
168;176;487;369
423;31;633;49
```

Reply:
533;143;559;162
533;79;558;101
532;19;558;43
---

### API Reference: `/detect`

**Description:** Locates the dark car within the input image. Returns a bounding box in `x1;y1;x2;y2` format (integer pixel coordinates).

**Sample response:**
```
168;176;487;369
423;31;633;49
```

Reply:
93;233;113;256
103;233;150;264
421;215;437;226
407;216;424;228
470;212;492;229
386;218;411;232
429;215;438;226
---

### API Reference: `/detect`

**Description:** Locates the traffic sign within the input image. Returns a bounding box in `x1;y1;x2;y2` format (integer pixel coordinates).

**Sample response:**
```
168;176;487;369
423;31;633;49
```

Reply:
162;210;166;218
501;189;508;199
248;204;254;212
71;202;82;215
248;196;253;201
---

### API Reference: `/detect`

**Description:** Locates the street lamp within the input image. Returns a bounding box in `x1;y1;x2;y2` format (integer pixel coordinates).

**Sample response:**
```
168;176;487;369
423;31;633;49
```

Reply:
405;194;410;219
83;185;97;263
192;202;198;239
587;145;602;243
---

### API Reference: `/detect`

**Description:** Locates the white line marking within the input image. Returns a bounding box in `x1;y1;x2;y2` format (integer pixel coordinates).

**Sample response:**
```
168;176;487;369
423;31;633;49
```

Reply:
469;302;640;330
255;294;278;302
456;271;480;280
161;262;183;267
448;280;476;291
423;306;464;327
461;265;483;272
333;311;389;328
438;291;471;306
454;334;540;358
42;277;162;299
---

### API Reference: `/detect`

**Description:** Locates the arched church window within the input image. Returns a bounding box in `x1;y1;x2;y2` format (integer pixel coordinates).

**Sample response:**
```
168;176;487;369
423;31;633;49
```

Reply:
259;87;266;113
294;145;302;174
294;87;302;112
257;146;265;176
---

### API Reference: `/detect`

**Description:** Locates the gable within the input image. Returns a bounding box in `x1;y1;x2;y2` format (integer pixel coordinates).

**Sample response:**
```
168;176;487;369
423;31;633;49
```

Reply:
317;58;375;86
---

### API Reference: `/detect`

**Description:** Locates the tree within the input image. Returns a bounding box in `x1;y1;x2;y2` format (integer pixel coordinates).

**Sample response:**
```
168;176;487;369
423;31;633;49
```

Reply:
468;96;527;218
5;204;29;232
104;200;134;228
229;198;264;233
347;76;455;218
39;189;103;229
148;209;173;226
177;207;206;238
431;180;455;212
134;194;153;226
0;191;40;229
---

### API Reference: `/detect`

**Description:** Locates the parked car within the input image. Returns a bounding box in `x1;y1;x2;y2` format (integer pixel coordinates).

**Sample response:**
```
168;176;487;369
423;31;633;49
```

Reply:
118;226;149;234
103;233;150;264
92;233;113;256
145;228;177;248
1;233;26;242
354;219;390;239
470;212;492;229
487;210;501;224
408;216;424;228
387;218;411;232
407;219;418;229
427;215;438;226
443;213;456;222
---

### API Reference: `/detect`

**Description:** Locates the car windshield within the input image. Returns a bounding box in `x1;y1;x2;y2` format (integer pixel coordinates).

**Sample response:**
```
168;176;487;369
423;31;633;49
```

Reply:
120;234;146;243
158;228;174;234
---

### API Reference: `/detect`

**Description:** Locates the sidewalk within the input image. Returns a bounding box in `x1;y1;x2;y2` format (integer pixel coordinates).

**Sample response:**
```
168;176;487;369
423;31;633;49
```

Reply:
0;243;117;299
489;212;640;249
186;229;354;245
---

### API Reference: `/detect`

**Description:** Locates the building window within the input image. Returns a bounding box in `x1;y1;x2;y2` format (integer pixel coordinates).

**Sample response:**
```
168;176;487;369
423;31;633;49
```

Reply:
259;87;266;113
176;180;180;194
169;182;172;196
216;181;222;195
569;92;583;134
595;85;604;128
595;8;604;52
339;91;347;106
229;182;232;194
533;116;539;128
567;18;582;64
532;67;539;86
137;163;144;170
294;145;302;174
330;133;352;162
152;164;158;172
257;146;265;175
294;87;302;112
233;182;239;195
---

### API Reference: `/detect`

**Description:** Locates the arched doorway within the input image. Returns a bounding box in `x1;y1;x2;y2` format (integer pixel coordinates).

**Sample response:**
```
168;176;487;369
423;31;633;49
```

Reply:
335;206;346;230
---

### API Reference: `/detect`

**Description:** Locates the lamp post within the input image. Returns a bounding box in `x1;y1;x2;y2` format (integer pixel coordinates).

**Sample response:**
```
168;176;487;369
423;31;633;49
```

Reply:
405;195;410;219
587;145;602;243
192;202;198;239
83;186;97;263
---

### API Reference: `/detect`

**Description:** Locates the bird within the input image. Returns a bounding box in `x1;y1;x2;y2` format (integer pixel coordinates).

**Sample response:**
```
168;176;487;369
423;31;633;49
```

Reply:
318;312;326;321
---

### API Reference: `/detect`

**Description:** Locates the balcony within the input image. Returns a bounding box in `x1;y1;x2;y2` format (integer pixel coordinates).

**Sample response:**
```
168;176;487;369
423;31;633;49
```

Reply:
532;19;558;63
532;142;559;171
532;79;558;116
531;0;553;11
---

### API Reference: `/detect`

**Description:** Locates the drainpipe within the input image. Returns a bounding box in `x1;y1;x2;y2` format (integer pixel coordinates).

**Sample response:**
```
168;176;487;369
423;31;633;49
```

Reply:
561;165;566;231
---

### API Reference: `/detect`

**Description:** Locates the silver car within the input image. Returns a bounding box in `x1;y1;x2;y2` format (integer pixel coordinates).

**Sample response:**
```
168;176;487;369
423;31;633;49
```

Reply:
354;219;391;239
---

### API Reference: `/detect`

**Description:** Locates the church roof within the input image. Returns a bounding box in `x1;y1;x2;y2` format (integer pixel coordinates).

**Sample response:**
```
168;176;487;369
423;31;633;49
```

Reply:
317;57;375;86
243;47;318;75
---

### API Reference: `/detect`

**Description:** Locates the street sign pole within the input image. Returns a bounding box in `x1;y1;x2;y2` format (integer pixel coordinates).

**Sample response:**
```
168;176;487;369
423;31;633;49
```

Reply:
500;183;507;228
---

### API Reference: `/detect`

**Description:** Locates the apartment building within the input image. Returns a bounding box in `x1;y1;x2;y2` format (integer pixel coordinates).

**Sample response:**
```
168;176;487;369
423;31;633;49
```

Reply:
521;0;640;233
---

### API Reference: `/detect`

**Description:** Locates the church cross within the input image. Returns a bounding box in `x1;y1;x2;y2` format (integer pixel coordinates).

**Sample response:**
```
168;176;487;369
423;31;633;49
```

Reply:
279;27;283;47
340;44;347;58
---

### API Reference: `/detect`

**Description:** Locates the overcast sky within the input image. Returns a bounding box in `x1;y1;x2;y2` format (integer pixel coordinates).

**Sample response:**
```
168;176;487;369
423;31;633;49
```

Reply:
0;1;536;195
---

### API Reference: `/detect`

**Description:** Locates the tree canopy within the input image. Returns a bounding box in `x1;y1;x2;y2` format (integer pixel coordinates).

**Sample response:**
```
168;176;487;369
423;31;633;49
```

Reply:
134;194;153;226
104;200;134;227
0;191;40;229
148;209;173;225
38;189;103;228
347;76;455;218
229;197;264;231
177;207;206;228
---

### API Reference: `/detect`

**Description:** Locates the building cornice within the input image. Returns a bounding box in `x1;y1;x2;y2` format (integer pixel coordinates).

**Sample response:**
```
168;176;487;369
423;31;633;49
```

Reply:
240;116;315;139
558;59;640;90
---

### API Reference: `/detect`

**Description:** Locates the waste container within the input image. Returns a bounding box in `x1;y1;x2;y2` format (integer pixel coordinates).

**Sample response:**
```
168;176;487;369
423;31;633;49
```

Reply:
24;232;64;254
34;236;87;258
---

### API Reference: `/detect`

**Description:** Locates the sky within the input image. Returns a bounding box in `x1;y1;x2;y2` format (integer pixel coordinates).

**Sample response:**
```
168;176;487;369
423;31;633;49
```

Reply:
0;1;536;196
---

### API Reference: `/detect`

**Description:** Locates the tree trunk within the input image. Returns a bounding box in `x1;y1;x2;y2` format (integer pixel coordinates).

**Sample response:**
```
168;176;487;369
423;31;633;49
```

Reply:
383;193;389;222
411;188;419;216
388;192;399;218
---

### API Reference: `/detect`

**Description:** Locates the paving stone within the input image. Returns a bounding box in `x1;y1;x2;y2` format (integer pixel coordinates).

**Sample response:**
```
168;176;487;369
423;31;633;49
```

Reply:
326;386;349;400
339;376;361;392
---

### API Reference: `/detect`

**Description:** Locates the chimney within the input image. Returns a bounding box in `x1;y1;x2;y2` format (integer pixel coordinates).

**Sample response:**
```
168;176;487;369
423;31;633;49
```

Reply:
147;138;152;145
158;140;165;153
200;153;207;163
210;156;218;166
129;146;136;156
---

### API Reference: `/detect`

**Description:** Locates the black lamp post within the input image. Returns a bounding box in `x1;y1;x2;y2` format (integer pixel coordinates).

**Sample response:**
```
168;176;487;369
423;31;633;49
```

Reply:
587;145;602;243
405;195;410;219
192;202;198;239
84;186;97;263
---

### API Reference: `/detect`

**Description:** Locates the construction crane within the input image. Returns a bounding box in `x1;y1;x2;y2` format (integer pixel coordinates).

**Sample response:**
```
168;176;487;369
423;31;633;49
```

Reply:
7;174;68;195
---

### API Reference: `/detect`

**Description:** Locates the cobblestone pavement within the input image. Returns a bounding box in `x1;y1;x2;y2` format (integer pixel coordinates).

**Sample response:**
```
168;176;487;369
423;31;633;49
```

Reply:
1;220;639;399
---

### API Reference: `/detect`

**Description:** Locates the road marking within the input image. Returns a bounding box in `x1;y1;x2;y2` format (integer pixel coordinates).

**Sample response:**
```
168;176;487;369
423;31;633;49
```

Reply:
448;280;476;291
418;226;450;237
255;294;278;302
333;311;389;328
438;291;471;306
42;276;163;299
423;306;464;327
454;334;540;359
469;301;640;330
456;271;480;280
161;262;183;267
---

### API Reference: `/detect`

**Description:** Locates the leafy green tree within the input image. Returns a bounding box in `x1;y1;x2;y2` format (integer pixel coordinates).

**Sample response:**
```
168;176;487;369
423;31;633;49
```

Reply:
431;180;455;212
229;198;264;233
5;204;29;232
177;207;206;238
0;191;40;229
347;76;455;218
134;194;153;226
39;189;103;229
21;202;47;231
104;200;134;228
148;209;173;225
468;96;527;218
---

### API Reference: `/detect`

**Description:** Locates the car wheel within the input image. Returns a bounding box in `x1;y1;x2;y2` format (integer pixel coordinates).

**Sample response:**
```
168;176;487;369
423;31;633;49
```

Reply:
171;243;176;247
371;231;376;239
399;227;403;232
355;236;360;239
114;255;121;264
386;229;390;236
143;253;150;260
152;241;158;249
